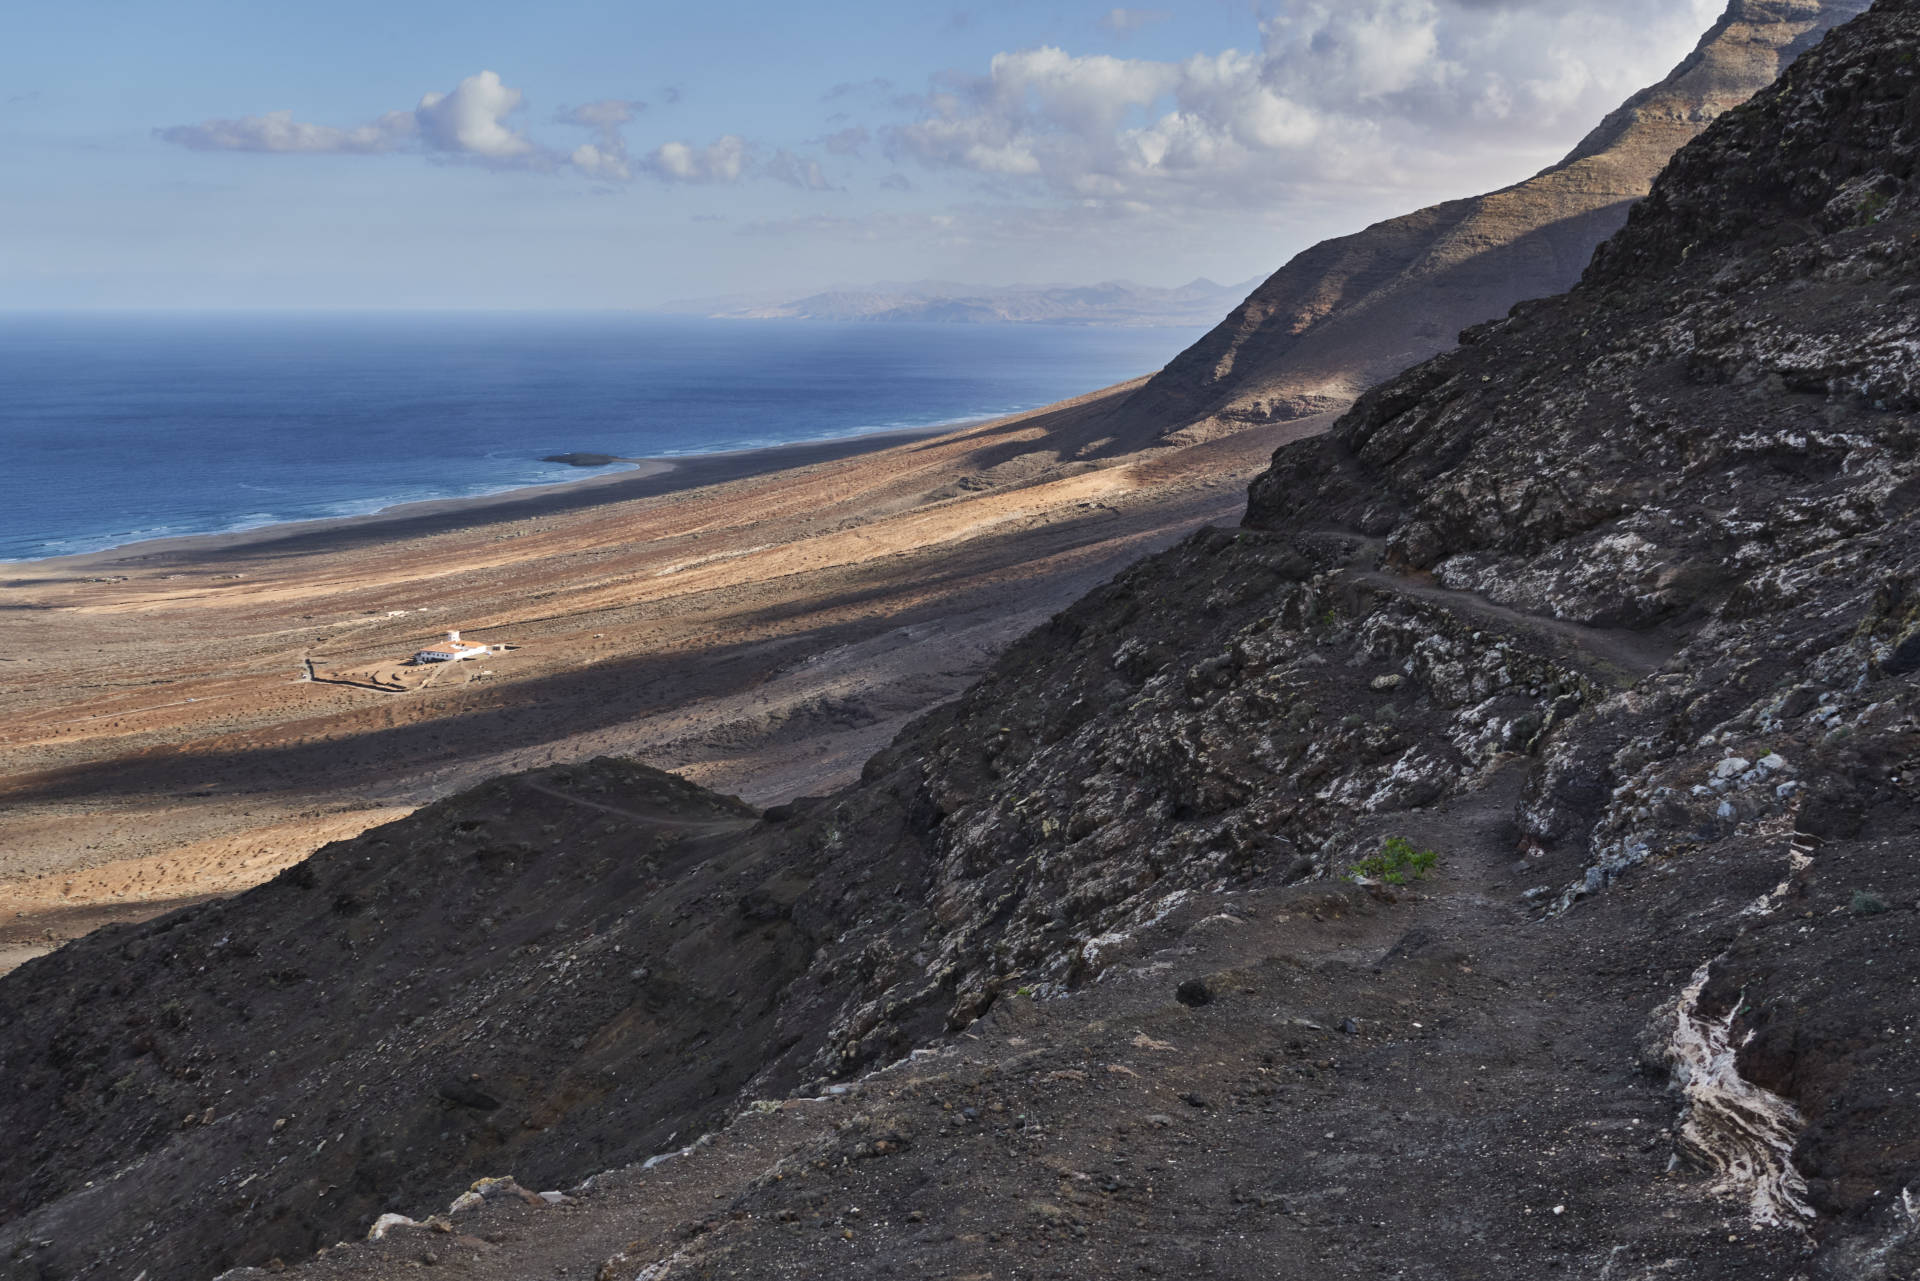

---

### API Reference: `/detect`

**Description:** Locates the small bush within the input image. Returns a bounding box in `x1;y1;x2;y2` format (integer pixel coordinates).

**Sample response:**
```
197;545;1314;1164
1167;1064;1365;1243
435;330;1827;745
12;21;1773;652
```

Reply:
1351;836;1440;885
1851;889;1889;916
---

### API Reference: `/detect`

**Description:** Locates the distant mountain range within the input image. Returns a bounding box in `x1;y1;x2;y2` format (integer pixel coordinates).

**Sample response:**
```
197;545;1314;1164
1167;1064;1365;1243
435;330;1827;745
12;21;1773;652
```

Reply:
652;278;1261;328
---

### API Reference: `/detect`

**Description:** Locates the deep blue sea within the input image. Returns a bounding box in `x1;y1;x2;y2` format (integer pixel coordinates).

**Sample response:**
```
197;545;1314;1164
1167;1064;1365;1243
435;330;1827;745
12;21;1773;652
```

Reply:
0;313;1202;562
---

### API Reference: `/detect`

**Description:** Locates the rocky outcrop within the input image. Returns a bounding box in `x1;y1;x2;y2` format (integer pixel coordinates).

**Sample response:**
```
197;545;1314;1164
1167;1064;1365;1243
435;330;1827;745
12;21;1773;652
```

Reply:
6;3;1920;1279
1119;0;1873;436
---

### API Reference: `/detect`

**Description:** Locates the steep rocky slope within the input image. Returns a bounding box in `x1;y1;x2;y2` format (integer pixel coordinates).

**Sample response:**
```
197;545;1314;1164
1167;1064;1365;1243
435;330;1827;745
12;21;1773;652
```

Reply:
7;2;1920;1279
1120;0;1872;435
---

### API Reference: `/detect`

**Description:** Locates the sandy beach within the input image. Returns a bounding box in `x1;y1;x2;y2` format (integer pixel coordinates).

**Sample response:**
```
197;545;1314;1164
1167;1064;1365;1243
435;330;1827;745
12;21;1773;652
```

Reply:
0;379;1333;971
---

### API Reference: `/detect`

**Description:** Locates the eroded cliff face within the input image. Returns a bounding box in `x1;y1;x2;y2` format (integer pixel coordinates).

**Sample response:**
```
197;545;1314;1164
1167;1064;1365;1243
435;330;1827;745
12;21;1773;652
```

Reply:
6;3;1920;1279
1119;0;1873;436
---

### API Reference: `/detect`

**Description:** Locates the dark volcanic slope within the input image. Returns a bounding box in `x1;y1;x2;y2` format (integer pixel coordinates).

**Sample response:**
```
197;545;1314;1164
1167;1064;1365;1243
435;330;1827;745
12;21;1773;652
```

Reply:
1120;0;1871;436
9;3;1920;1280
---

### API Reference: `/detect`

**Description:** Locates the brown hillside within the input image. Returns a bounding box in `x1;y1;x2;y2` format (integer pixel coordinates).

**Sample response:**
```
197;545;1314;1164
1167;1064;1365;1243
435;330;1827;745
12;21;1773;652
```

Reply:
1120;0;1872;436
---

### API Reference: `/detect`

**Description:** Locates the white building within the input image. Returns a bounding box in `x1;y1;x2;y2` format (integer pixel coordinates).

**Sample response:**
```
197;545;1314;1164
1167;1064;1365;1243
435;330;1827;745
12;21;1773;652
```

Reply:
412;630;491;664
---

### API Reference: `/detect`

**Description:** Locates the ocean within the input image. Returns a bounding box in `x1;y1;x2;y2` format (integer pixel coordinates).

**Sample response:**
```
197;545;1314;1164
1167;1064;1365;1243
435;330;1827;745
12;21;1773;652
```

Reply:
0;313;1203;562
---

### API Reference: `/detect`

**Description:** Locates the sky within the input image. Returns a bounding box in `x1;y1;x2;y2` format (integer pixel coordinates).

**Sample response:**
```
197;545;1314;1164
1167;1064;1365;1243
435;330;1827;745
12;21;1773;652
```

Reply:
0;0;1727;310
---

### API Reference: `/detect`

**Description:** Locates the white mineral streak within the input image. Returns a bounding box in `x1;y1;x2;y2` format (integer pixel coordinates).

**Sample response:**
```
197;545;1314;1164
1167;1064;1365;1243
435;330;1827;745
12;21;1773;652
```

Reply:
367;1212;420;1240
1083;889;1192;975
1742;845;1814;918
631;1248;693;1281
1667;961;1814;1229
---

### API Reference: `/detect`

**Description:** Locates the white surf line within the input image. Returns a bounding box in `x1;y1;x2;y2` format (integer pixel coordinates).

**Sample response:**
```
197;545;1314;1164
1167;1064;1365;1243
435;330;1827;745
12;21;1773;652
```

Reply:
1664;826;1822;1230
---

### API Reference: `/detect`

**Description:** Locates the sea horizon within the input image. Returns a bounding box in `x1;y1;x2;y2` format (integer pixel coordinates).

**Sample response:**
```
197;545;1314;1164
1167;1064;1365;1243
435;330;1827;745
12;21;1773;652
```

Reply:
0;312;1201;563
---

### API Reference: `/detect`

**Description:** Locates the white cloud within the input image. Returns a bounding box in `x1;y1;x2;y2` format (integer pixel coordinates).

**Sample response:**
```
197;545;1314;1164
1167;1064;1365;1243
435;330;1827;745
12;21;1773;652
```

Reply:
571;142;630;181
562;98;645;132
158;71;546;167
888;0;1725;210
1261;0;1440;104
157;108;416;154
414;71;537;160
561;98;645;180
1101;9;1171;36
893;48;1180;190
643;135;749;183
625;131;838;188
159;78;834;191
765;149;836;190
820;125;871;156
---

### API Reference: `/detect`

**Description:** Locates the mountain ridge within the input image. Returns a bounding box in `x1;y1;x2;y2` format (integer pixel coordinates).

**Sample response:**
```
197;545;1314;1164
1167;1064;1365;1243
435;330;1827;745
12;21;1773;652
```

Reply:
1119;0;1875;436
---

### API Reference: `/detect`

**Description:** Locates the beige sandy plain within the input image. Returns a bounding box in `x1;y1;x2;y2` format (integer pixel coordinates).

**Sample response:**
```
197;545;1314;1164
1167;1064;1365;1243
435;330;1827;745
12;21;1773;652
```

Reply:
0;378;1333;972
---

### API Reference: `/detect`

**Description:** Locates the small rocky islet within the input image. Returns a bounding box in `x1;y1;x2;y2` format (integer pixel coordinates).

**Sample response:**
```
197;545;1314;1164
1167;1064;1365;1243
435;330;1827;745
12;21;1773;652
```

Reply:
540;453;635;468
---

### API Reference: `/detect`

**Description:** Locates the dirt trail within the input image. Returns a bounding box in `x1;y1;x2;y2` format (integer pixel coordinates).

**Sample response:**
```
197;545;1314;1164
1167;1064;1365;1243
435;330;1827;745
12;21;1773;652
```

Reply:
1350;568;1681;684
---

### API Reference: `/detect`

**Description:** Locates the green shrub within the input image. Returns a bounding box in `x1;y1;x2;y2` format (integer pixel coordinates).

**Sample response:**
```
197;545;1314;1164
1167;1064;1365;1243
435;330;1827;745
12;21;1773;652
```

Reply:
1351;836;1440;885
1851;889;1889;916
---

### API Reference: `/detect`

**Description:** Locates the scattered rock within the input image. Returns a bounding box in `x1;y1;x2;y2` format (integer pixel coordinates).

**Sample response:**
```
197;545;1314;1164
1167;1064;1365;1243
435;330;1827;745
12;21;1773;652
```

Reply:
367;1214;420;1242
1175;979;1213;1008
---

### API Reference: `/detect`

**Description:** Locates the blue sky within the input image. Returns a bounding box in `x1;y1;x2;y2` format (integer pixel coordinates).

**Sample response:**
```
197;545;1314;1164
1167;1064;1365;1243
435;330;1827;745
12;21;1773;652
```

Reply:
1;0;1722;309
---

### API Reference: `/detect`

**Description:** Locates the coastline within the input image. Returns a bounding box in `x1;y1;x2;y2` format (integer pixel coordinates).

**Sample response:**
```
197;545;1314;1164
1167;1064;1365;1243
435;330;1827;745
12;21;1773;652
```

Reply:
0;372;1326;975
2;423;955;575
